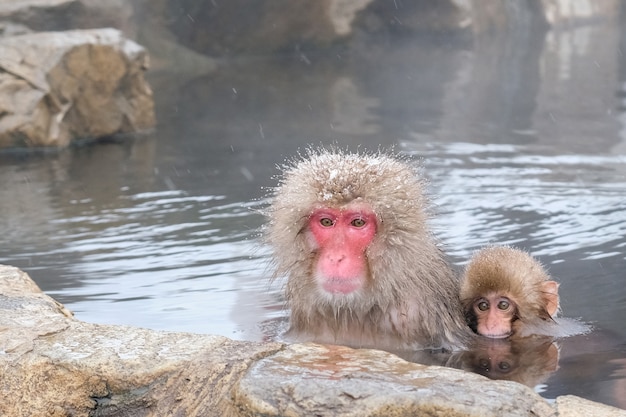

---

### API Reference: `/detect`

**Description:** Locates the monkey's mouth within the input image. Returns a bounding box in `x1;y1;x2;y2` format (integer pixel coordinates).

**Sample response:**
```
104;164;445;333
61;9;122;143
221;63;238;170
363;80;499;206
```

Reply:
481;331;512;339
321;277;361;295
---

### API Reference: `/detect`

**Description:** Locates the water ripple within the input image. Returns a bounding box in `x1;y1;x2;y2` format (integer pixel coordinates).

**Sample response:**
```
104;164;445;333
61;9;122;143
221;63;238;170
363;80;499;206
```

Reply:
401;141;626;260
25;190;270;337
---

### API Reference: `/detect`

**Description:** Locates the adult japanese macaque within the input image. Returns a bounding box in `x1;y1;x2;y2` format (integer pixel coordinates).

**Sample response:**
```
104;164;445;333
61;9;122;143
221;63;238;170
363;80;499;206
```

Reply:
266;148;473;351
460;246;561;339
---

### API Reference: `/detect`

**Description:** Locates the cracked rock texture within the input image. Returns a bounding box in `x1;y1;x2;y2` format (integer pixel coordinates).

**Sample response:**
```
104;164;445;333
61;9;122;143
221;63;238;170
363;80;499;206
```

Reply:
1;265;625;416
0;265;283;416
0;28;155;148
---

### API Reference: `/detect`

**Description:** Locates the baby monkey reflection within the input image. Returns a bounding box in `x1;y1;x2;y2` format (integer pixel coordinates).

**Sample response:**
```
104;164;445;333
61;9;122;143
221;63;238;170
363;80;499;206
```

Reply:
448;336;560;388
460;246;560;339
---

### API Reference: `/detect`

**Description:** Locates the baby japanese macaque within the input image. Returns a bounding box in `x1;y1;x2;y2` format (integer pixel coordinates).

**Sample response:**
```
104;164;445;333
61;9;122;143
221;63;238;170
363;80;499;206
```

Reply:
460;246;561;339
266;148;474;351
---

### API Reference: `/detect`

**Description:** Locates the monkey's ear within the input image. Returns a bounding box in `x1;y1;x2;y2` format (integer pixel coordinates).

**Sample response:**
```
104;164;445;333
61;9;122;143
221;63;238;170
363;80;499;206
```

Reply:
541;280;560;317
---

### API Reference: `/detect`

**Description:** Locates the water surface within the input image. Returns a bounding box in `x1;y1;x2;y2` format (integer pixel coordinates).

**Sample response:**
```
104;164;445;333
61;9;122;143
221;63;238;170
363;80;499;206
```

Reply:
1;9;625;409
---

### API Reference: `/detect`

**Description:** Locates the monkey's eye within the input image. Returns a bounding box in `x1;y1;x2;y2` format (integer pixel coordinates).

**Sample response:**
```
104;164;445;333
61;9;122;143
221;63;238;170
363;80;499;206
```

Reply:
351;218;366;227
476;300;490;311
319;218;334;227
497;300;510;311
478;358;490;370
497;361;511;372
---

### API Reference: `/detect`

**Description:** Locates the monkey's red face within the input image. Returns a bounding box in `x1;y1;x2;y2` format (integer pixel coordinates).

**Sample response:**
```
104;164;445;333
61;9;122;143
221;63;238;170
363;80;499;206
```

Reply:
308;205;377;296
473;293;516;339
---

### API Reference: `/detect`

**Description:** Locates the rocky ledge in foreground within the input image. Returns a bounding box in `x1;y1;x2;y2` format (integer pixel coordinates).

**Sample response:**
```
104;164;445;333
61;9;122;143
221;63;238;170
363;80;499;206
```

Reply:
0;265;623;417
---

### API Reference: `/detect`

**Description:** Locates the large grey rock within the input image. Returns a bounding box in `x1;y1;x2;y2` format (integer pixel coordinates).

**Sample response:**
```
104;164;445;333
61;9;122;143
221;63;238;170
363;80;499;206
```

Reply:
0;0;80;30
0;28;155;148
234;343;555;417
556;396;626;417
0;1;620;58
141;0;619;57
0;0;132;33
0;265;283;416
0;0;218;77
1;264;625;417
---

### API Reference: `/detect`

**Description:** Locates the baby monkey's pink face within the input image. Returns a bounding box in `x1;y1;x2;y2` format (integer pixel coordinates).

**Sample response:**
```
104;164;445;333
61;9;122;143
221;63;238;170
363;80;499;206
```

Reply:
472;293;517;339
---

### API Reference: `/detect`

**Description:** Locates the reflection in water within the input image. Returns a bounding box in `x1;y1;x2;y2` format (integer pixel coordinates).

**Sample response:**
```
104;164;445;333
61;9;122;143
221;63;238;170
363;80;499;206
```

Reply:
448;337;560;388
330;77;380;134
0;3;625;410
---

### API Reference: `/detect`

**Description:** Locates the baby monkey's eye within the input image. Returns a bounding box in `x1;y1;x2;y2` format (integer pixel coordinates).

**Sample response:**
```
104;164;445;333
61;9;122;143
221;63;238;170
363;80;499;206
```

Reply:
477;300;490;311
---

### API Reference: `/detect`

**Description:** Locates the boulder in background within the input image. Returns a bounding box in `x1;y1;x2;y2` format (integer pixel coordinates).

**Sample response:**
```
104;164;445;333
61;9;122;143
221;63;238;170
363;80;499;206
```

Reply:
0;28;155;148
